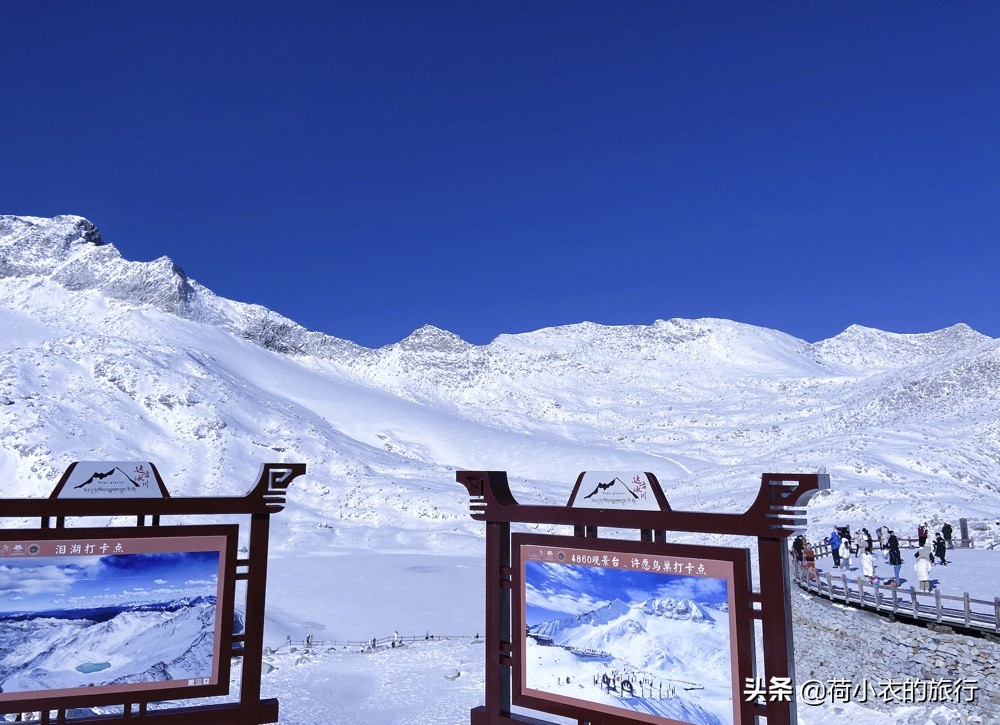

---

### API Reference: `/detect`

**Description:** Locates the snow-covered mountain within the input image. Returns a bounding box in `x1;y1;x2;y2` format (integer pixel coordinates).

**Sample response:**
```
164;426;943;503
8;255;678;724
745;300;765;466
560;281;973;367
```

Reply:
532;598;634;638
530;595;726;675
526;595;733;725
2;214;999;551
0;596;216;693
3;214;998;724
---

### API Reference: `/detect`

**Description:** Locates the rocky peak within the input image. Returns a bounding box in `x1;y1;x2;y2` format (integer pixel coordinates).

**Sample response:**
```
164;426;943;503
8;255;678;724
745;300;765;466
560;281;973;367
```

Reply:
393;324;471;353
0;214;370;358
639;597;708;622
812;323;992;370
0;215;104;277
0;214;200;319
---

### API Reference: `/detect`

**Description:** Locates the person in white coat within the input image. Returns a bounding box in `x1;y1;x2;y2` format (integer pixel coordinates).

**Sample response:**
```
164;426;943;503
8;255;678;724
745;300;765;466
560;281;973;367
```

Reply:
839;538;852;570
861;549;876;584
914;552;933;592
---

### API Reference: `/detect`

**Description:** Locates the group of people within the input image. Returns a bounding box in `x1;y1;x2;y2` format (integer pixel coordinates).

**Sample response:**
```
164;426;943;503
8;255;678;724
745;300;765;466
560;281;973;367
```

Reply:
917;521;954;550
592;668;677;700
791;520;956;591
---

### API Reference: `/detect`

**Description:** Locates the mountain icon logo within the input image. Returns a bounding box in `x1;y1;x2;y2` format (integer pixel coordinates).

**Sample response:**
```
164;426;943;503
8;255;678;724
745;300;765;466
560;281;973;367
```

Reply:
73;467;141;490
582;477;640;500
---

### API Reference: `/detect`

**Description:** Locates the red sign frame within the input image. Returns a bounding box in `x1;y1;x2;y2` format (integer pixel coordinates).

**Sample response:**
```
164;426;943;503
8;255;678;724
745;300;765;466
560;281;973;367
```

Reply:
456;469;830;725
0;462;305;724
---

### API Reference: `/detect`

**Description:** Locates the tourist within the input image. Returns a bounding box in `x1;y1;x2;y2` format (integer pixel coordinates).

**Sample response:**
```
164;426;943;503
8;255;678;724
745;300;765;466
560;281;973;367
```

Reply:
933;534;948;565
915;542;933;562
887;530;902;586
917;523;928;547
862;527;874;553
803;541;817;580
792;535;804;564
838;537;851;570
829;528;842;568
860;547;877;584
942;522;954;549
914;550;933;592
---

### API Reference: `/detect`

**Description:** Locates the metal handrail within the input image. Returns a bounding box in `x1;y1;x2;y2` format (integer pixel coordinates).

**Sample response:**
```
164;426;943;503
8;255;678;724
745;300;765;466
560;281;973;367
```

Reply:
269;633;483;651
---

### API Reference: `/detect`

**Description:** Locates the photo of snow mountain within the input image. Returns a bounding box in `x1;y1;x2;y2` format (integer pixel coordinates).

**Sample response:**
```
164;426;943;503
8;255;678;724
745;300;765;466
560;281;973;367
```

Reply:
0;535;227;701
518;542;740;725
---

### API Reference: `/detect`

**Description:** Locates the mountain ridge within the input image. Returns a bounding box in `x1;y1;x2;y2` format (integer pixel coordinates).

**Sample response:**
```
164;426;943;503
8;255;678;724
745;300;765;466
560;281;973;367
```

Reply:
1;214;998;552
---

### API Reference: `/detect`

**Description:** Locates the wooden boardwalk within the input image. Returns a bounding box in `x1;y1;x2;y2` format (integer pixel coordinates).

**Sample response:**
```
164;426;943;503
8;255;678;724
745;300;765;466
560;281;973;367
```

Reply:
791;545;1000;636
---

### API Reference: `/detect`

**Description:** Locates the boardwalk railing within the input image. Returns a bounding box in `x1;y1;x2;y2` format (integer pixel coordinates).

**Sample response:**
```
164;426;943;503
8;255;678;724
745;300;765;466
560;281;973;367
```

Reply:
791;560;1000;636
883;536;975;550
808;538;974;560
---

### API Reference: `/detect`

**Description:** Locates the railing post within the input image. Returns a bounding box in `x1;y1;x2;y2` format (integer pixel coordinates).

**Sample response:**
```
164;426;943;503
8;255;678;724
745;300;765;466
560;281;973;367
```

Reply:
964;593;971;627
935;588;942;622
910;587;919;618
873;582;881;610
841;574;848;602
892;585;898;614
994;598;999;633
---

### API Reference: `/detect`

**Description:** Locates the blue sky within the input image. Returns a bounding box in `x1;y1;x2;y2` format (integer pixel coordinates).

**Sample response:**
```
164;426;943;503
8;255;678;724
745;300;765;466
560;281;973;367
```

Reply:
3;3;998;347
525;561;727;625
0;552;219;613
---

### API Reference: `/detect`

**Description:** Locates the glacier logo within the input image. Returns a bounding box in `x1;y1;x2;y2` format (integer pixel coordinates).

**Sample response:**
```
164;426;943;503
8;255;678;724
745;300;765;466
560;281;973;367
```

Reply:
569;472;661;511
583;476;640;500
51;462;166;500
74;466;142;490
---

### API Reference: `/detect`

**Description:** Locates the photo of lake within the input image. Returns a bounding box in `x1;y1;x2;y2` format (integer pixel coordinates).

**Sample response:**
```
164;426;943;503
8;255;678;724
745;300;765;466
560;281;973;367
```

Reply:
0;547;222;698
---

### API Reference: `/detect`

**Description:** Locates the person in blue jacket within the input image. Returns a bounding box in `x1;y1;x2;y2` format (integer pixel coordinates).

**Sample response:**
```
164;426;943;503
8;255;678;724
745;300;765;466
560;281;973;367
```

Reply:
829;528;842;568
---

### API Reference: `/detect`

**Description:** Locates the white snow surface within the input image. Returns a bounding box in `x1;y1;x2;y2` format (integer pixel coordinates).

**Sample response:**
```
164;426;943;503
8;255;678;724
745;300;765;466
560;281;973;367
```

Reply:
2;215;999;723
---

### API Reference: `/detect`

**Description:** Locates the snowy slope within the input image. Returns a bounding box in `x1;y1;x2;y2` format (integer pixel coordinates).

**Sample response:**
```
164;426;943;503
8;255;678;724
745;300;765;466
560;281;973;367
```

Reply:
526;596;733;725
530;596;726;675
3;216;998;545
2;214;999;545
2;214;999;723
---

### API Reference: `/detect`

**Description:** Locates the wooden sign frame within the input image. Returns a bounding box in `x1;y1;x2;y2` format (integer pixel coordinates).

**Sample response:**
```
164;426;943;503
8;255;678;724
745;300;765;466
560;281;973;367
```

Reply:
456;470;829;725
0;462;306;725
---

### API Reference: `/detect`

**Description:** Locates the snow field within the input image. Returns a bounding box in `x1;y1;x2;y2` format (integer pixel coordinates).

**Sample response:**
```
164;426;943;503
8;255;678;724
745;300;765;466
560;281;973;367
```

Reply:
259;638;485;725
